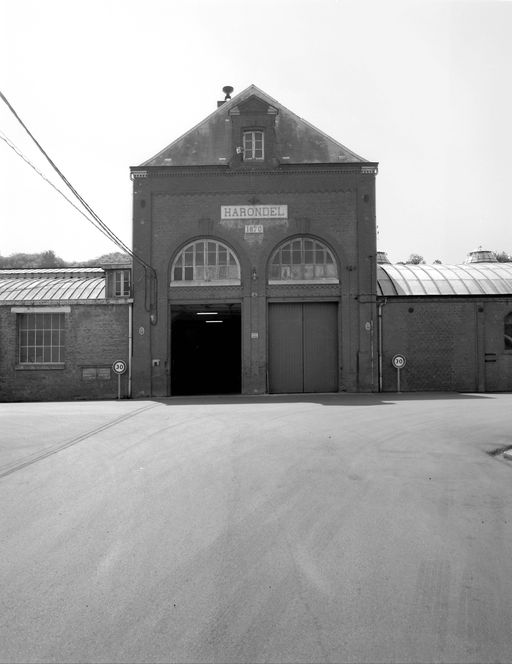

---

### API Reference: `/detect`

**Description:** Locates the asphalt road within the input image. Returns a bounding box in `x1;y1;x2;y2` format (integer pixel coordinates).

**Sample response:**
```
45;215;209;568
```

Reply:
1;393;512;663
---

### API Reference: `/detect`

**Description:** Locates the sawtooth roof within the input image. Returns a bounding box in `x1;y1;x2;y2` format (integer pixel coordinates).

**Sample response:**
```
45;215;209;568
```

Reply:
141;85;369;167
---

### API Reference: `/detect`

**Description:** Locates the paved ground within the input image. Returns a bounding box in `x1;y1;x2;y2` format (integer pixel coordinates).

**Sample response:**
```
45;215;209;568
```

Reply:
1;393;512;664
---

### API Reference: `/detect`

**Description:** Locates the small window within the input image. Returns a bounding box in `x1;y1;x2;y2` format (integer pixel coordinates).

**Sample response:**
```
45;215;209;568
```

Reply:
269;237;339;283
505;313;512;350
18;313;65;364
171;240;241;285
114;270;131;297
243;130;264;160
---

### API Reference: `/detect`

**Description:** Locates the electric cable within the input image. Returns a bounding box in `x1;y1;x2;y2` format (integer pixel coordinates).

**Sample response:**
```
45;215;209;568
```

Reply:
0;90;145;266
0;90;158;322
0;131;118;241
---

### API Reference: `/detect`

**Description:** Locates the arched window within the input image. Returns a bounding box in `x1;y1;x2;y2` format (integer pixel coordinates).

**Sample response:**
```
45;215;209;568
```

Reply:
171;240;241;285
269;237;339;283
505;312;512;350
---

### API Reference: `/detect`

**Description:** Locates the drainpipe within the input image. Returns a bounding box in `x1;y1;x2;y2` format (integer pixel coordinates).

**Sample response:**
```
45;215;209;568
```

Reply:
128;302;133;398
377;298;387;392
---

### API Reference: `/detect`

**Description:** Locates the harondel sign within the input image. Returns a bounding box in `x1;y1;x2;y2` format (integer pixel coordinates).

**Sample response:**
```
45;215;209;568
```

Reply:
221;205;288;220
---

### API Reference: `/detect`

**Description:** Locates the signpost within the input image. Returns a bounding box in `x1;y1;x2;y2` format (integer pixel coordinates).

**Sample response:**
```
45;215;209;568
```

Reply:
392;354;406;393
112;360;127;400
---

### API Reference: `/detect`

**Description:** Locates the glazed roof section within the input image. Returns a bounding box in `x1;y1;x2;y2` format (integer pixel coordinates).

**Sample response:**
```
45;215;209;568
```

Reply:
3;264;511;301
0;268;105;302
141;85;369;167
377;263;512;296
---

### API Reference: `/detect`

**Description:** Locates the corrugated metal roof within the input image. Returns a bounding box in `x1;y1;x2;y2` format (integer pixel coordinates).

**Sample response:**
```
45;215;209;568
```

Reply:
0;275;105;301
378;263;512;296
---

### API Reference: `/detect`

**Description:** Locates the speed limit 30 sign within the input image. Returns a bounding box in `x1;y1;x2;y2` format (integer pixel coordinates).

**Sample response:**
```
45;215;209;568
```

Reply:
112;360;127;400
112;360;127;375
392;354;407;369
392;354;406;393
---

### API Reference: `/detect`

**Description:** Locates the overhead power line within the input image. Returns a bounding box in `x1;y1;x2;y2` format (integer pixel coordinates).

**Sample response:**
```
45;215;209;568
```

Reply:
0;90;151;271
0;90;158;322
0;131;119;243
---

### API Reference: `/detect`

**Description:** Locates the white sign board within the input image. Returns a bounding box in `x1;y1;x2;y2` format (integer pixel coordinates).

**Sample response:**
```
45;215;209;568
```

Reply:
221;205;288;220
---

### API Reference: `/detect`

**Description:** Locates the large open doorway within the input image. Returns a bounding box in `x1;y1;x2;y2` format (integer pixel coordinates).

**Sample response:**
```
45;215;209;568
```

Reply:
170;304;242;395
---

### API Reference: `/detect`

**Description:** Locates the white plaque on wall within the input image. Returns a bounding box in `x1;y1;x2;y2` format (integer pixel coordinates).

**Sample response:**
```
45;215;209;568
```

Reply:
221;205;288;220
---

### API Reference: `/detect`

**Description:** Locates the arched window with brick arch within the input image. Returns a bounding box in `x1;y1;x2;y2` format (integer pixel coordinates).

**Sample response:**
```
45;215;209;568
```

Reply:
171;239;241;286
505;312;512;350
268;237;339;284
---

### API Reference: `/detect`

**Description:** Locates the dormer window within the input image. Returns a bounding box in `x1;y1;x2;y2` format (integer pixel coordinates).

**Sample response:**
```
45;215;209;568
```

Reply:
243;130;264;160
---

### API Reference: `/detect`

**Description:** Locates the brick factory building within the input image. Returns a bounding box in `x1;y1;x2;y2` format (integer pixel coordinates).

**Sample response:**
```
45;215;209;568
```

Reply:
0;266;132;402
1;86;511;402
130;85;378;397
378;250;512;393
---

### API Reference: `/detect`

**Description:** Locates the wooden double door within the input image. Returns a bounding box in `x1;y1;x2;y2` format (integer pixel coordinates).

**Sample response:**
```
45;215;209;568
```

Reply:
268;302;338;393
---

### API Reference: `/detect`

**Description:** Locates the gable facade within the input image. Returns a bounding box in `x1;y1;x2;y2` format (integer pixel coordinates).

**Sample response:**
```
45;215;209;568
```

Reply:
130;85;378;396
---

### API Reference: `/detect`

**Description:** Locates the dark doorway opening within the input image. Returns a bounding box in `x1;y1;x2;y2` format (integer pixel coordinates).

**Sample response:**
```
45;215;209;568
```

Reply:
171;304;242;395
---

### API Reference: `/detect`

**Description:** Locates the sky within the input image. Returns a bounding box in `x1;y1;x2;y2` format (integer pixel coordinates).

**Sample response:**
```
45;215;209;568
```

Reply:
1;0;511;265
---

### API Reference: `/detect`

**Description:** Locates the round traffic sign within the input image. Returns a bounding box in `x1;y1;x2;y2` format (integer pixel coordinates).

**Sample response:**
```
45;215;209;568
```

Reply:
392;354;407;369
112;360;127;375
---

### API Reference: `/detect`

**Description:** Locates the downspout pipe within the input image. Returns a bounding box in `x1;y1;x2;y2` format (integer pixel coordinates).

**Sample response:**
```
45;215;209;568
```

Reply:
128;302;133;398
377;298;387;392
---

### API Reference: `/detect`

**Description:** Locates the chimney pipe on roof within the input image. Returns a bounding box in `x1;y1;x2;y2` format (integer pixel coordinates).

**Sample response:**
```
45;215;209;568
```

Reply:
217;85;234;107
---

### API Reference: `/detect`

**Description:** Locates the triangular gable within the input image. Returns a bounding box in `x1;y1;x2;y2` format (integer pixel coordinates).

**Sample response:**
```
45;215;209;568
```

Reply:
140;84;368;167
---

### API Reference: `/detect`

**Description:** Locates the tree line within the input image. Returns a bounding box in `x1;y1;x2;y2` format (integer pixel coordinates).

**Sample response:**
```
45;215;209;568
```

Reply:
0;250;130;269
1;249;510;269
400;251;512;265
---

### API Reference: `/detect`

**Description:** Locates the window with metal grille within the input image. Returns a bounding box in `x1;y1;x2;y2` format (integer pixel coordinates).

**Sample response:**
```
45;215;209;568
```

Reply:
505;312;512;350
243;130;264;160
114;270;131;296
18;313;65;363
269;238;339;283
171;240;241;284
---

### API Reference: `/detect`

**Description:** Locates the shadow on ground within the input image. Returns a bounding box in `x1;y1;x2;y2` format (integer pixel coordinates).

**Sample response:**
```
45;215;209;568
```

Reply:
150;392;493;407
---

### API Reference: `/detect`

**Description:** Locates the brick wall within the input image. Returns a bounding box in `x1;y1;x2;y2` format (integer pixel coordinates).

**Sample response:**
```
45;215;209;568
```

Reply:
0;304;130;402
131;166;377;396
380;298;512;392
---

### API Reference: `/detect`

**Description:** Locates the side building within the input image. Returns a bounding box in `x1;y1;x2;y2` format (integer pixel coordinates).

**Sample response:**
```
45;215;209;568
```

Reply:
377;250;512;392
130;85;378;397
0;265;132;402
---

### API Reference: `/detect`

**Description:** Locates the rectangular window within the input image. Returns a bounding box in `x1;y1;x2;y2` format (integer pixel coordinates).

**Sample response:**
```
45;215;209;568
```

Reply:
114;270;131;297
18;313;65;364
243;130;264;160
